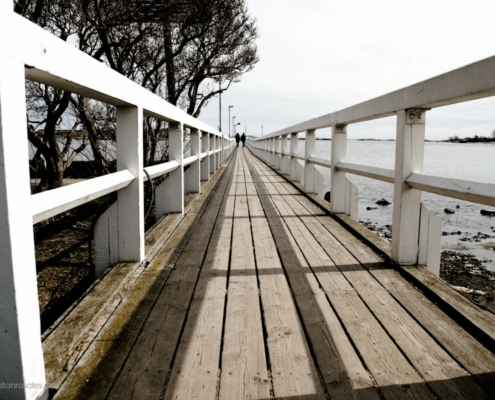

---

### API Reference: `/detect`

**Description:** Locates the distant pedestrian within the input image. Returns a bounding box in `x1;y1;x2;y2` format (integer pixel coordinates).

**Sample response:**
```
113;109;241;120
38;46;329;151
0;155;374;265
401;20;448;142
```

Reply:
235;133;240;147
241;133;246;147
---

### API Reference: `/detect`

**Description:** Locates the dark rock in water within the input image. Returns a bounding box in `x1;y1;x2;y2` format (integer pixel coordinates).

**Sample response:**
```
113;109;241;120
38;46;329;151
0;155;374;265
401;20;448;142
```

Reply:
481;209;495;216
375;198;391;206
324;191;331;202
366;206;378;211
456;205;461;209
444;208;455;214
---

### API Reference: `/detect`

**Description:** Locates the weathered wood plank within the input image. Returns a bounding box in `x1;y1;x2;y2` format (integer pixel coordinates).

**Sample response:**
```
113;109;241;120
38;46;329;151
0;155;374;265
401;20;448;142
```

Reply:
95;159;234;400
54;159;235;400
268;164;490;399
372;268;495;397
248;154;433;400
219;152;270;400
244;151;326;399
248;158;380;399
162;151;237;400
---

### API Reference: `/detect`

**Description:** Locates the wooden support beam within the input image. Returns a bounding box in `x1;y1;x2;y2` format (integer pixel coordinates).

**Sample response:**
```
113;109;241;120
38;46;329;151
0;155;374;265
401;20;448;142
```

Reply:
185;129;200;194
331;124;347;213
391;109;426;264
0;56;48;400
290;132;298;181
304;129;316;193
156;122;184;219
201;131;210;181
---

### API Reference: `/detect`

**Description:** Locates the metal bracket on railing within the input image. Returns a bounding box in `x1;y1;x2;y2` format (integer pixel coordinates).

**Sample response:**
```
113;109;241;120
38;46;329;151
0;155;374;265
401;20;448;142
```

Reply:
406;108;430;124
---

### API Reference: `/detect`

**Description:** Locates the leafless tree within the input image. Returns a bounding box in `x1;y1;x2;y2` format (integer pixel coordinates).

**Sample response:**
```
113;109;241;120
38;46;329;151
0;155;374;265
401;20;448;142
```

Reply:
16;0;259;190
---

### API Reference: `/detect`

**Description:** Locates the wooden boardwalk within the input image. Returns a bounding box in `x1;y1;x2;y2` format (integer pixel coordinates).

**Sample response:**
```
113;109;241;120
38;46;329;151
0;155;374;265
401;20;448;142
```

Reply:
63;148;495;400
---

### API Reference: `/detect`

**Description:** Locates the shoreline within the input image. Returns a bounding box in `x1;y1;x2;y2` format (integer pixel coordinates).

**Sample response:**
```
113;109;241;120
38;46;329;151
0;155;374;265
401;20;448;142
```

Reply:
361;220;495;314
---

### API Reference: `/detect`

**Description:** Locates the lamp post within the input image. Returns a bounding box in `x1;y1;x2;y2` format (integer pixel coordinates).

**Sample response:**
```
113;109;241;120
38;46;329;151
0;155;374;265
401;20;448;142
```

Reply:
228;106;233;138
218;81;222;134
261;126;263;136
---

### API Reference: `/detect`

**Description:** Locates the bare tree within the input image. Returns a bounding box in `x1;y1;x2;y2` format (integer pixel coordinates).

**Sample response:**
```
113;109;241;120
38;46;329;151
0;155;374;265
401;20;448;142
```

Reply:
16;0;259;189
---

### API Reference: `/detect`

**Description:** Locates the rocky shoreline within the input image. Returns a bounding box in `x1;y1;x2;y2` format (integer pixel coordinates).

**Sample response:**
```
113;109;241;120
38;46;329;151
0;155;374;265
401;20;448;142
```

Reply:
361;220;495;314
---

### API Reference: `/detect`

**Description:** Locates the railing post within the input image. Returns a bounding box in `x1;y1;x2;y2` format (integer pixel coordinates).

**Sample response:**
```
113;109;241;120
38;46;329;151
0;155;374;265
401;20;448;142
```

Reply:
210;134;216;174
220;135;226;164
331;124;347;213
186;129;201;193
304;129;316;193
280;134;288;175
116;106;145;262
215;135;222;171
391;109;426;264
273;136;280;169
201;131;210;181
0;56;48;400
290;132;298;181
156;122;184;218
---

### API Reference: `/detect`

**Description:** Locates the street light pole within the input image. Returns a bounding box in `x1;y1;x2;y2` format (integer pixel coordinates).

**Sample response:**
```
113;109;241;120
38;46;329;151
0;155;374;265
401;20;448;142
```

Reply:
228;106;233;138
218;81;222;134
261;126;263;136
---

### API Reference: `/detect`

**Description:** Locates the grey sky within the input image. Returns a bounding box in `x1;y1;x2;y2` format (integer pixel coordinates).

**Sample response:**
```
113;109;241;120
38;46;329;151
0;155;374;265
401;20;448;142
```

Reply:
198;0;495;140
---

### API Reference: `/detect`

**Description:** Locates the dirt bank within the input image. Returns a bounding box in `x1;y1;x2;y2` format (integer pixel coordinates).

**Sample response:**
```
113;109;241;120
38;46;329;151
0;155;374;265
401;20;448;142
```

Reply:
361;220;495;314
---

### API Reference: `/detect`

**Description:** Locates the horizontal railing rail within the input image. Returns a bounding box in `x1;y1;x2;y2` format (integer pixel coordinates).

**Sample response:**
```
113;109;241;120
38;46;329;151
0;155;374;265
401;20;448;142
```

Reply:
143;161;181;181
0;6;235;398
32;170;135;224
336;162;395;184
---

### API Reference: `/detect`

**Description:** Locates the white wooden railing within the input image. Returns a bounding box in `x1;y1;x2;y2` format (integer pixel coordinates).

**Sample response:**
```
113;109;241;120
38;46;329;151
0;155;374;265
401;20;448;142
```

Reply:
247;54;495;280
0;6;234;400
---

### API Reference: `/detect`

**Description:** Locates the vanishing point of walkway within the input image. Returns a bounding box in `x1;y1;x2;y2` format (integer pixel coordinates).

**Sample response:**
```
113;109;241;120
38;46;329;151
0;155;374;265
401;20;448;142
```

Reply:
65;148;495;399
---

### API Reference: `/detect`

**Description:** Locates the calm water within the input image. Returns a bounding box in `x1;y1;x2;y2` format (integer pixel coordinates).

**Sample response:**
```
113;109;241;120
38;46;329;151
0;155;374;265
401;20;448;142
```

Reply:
297;140;495;270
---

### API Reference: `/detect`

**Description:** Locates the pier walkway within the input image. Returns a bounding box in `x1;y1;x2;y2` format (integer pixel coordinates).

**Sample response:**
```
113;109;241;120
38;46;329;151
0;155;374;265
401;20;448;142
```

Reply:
51;148;495;400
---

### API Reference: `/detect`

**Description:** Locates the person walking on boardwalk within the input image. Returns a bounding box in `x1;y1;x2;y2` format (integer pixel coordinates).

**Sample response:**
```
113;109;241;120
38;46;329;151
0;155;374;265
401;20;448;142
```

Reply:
235;132;241;147
241;133;246;147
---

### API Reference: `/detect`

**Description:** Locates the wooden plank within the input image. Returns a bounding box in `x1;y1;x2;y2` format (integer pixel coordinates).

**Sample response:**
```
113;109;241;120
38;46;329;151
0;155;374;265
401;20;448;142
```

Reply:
402;265;495;350
49;176;223;397
371;268;495;398
244;152;326;399
219;152;270;400
100;156;235;400
242;155;495;396
55;157;236;400
246;153;434;400
163;157;237;399
271;170;491;399
248;158;380;399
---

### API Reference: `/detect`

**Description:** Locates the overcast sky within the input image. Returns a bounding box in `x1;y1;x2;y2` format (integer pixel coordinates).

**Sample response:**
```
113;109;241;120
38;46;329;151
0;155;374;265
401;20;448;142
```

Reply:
197;0;495;140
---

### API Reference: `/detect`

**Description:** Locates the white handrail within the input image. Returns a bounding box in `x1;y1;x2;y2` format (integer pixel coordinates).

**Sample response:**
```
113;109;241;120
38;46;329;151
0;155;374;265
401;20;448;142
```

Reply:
32;170;134;224
183;155;199;167
406;173;495;207
337;162;395;184
308;156;332;169
143;161;180;180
